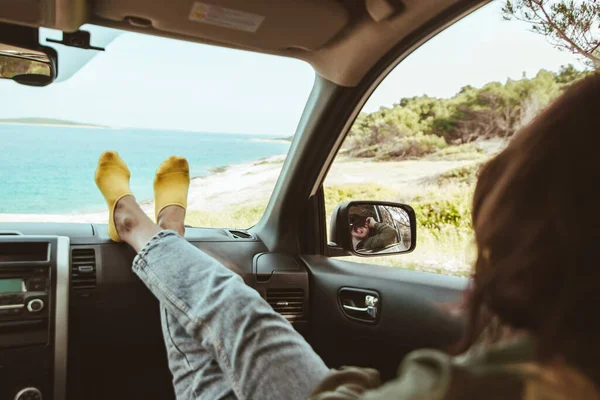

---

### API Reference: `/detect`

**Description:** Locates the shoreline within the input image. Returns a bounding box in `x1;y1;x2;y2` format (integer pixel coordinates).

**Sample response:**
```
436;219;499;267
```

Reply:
0;155;482;224
0;139;503;224
0;153;288;223
249;138;292;144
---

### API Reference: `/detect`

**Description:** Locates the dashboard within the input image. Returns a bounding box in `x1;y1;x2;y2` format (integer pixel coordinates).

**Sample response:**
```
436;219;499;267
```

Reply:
0;222;308;400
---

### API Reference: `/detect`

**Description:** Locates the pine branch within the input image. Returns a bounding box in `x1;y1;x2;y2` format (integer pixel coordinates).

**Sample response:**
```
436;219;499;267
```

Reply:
532;0;600;66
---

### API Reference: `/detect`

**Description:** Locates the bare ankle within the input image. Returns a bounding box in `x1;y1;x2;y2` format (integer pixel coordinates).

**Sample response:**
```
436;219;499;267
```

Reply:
158;219;185;236
113;196;162;252
114;198;139;239
158;206;185;236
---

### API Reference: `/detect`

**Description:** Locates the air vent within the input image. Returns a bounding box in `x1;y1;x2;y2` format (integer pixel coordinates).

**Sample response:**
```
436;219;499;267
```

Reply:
71;248;97;290
266;289;304;319
228;230;253;239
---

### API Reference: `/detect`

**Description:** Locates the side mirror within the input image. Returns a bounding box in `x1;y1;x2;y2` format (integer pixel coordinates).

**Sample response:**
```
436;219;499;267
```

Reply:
329;201;416;256
0;23;58;86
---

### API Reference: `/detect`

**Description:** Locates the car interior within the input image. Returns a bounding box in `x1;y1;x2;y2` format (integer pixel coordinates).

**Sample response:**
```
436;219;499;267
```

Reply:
0;0;489;399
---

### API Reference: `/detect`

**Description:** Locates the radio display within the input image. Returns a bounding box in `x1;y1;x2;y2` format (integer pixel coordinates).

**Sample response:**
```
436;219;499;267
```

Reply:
0;279;25;293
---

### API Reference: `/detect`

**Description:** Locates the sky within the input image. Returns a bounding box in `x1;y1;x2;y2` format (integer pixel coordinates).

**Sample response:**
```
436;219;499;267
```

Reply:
0;1;585;135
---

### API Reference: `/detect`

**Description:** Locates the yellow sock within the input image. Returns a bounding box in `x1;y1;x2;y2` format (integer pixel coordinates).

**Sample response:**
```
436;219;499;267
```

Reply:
154;156;190;222
94;151;133;242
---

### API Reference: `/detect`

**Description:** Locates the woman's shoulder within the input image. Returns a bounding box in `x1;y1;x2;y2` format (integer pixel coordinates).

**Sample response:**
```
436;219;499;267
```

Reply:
309;337;598;400
362;337;599;400
367;345;528;400
359;348;456;400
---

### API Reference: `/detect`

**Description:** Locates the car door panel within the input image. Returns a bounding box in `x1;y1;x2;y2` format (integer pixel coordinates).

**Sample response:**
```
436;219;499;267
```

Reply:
302;255;467;381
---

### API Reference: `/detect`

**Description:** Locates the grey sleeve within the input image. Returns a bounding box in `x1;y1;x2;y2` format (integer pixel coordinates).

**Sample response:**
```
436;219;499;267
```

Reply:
361;349;452;400
361;223;398;250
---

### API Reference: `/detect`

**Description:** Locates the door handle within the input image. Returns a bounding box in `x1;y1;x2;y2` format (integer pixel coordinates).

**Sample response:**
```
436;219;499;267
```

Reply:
342;304;378;318
340;293;379;321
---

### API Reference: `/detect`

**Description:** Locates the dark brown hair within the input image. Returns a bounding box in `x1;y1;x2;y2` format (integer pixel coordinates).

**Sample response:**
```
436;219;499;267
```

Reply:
463;73;600;371
349;215;368;230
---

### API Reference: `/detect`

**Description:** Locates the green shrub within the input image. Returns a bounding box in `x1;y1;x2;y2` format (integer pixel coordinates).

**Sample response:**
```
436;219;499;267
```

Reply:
347;133;448;160
412;186;473;232
376;133;447;160
347;144;381;158
324;184;396;218
186;202;268;229
344;224;475;277
184;182;477;277
185;184;397;230
426;143;484;161
435;162;483;185
209;165;228;174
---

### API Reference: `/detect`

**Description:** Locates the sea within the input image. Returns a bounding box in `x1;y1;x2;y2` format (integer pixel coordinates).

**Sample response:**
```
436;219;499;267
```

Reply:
0;125;290;214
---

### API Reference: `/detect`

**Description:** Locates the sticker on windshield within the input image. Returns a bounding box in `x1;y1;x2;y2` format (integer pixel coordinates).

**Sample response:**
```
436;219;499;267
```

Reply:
189;2;265;33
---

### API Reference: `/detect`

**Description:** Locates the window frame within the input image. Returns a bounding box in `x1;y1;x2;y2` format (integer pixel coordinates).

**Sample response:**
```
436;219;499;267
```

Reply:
303;1;492;258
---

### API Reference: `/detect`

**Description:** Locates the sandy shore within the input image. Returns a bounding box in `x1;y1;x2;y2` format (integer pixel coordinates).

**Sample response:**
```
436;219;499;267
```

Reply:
0;154;481;224
249;138;291;144
0;154;287;223
0;153;484;276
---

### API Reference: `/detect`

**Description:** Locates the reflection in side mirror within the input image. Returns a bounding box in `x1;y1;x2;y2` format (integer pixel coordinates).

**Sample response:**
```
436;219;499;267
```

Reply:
329;201;416;256
350;204;412;255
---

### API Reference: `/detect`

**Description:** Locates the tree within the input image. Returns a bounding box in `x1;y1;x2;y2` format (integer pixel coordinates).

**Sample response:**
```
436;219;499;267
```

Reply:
556;63;590;83
502;0;600;68
344;65;585;158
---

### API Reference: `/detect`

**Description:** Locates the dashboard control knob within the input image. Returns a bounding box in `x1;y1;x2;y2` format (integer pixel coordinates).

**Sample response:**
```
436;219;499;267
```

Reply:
14;387;42;400
26;299;44;313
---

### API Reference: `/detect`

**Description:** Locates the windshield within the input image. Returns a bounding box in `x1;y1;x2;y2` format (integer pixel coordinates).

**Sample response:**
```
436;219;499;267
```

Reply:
0;25;314;228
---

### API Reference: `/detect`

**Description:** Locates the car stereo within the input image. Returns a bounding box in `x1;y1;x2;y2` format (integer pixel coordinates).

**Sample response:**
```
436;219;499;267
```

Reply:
0;267;49;323
0;236;69;400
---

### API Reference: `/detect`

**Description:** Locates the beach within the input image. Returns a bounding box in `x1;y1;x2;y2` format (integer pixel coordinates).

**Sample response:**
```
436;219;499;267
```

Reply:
0;125;292;216
0;154;480;224
0;150;490;276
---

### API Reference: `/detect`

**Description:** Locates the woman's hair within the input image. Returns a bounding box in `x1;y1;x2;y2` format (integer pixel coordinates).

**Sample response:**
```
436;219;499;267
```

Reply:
462;73;600;368
349;215;368;230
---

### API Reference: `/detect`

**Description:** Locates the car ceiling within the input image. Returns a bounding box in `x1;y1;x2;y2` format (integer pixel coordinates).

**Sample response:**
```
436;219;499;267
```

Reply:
0;0;480;87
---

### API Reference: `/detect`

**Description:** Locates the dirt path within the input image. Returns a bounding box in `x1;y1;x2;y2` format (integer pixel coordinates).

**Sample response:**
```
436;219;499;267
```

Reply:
187;156;482;211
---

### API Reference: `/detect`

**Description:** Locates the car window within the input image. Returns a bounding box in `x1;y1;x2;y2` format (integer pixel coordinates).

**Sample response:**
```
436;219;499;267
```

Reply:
324;1;589;277
0;25;314;228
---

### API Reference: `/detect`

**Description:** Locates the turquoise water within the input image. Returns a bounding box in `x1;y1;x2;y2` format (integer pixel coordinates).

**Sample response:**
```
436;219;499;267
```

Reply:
0;125;290;214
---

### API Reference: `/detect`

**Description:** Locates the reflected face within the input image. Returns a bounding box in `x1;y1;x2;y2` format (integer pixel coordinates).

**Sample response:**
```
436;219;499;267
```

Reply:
352;225;369;239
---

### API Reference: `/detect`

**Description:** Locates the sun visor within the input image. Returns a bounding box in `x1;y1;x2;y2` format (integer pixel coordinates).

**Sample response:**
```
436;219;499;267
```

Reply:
93;0;350;51
0;0;87;32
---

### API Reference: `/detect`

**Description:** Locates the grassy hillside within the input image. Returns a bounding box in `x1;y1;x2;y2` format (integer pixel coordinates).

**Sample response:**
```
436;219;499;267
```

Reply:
190;65;588;276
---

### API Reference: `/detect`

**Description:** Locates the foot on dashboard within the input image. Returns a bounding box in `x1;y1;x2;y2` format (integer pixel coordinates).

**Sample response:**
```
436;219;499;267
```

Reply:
94;151;134;242
154;156;190;231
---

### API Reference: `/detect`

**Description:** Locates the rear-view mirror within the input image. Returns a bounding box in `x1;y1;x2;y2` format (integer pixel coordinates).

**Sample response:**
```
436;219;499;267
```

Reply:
0;23;58;86
329;201;416;256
